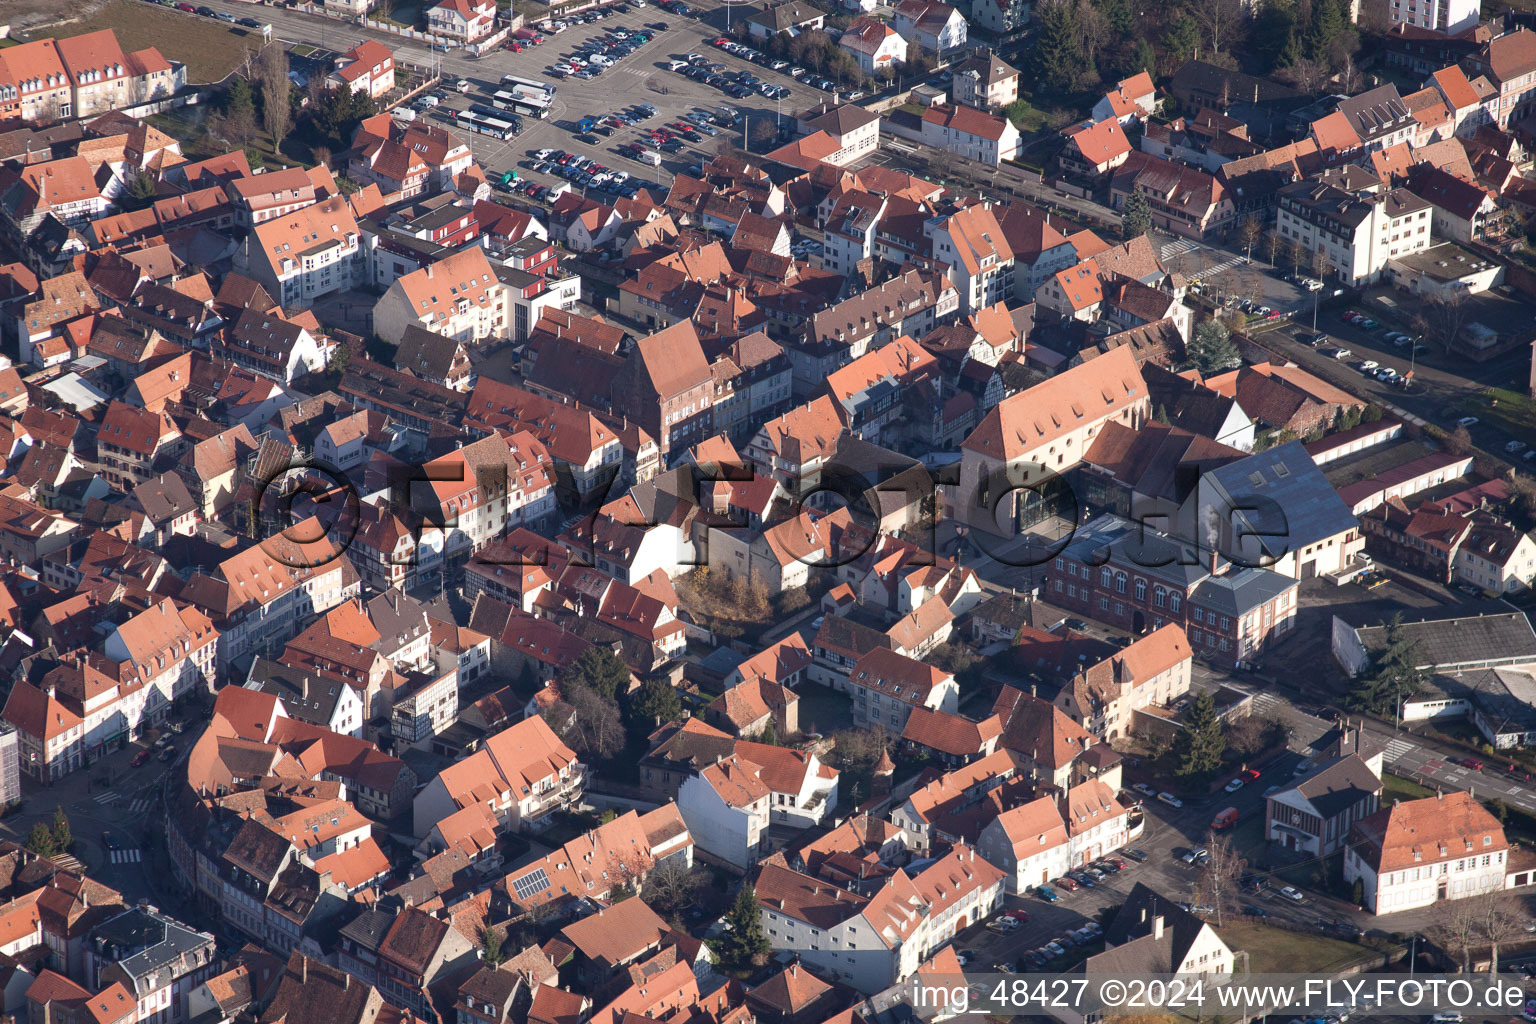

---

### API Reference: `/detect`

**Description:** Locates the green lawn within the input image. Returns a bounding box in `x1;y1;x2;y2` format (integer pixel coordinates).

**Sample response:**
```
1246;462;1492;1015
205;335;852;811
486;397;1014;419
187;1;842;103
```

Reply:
1223;920;1372;975
1460;387;1536;446
1381;771;1436;803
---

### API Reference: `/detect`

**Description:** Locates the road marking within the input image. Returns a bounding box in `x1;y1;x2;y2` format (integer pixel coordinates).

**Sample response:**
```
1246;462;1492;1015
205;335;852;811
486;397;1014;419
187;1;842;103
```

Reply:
129;798;154;814
93;790;118;804
1382;738;1416;762
109;849;142;865
1159;239;1199;260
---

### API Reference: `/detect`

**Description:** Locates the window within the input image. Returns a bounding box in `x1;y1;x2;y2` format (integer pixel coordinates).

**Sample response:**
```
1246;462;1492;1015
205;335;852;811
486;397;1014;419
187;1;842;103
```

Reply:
1155;588;1166;607
1101;568;1112;588
1115;572;1127;594
1134;579;1146;601
1170;594;1181;612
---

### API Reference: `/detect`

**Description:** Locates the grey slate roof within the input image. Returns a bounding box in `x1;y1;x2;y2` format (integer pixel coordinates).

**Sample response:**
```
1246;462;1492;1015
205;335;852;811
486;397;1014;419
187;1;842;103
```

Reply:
1286;752;1382;819
1354;609;1536;671
1203;441;1361;558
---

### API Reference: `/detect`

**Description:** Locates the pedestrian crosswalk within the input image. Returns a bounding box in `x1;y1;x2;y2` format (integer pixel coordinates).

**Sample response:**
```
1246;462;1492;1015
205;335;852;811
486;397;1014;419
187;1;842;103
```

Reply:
128;797;154;814
1251;693;1285;714
1159;238;1199;260
1196;253;1247;279
92;790;117;804
1383;738;1416;763
109;849;142;865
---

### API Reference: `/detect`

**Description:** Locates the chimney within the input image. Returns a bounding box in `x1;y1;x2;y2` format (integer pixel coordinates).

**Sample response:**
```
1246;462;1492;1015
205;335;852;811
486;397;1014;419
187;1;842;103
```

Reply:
1209;547;1220;576
1153;914;1165;940
426;265;434;278
1437;786;1443;801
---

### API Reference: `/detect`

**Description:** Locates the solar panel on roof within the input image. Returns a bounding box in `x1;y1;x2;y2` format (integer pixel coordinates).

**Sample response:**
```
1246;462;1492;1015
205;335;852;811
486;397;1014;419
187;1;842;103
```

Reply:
512;867;550;899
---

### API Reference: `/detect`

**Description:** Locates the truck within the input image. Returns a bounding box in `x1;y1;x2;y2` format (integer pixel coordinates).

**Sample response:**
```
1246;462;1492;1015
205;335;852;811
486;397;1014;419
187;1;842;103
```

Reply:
638;148;662;166
577;116;599;133
1211;807;1239;832
513;26;543;41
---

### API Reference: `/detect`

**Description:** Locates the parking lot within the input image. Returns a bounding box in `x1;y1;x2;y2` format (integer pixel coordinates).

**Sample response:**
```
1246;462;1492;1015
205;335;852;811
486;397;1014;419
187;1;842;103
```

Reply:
414;4;830;206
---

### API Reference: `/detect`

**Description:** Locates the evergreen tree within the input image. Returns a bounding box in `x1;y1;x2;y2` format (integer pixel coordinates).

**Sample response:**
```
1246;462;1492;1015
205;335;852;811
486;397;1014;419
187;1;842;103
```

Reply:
759;721;778;746
1276;29;1303;69
481;925;504;966
712;884;770;971
1188;318;1241;372
26;822;57;857
563;647;631;700
1096;0;1133;35
1163;15;1202;67
1121;190;1151;239
125;173;159;211
1033;0;1081;94
1154;403;1170;424
626;677;682;729
1347;614;1426;716
50;808;71;852
1305;0;1344;64
1173;691;1226;777
1129;37;1158;78
224;77;257;148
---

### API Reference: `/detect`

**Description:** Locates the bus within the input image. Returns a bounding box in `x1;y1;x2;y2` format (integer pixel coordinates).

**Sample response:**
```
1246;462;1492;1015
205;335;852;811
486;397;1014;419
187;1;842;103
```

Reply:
491;89;552;119
455;109;518;139
501;74;555;98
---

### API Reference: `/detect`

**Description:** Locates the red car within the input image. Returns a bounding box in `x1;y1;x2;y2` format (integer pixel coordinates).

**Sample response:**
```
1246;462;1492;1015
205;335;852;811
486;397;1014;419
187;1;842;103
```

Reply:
1005;909;1031;923
507;40;523;51
1241;768;1261;781
174;2;195;9
131;749;152;767
712;36;729;44
1055;876;1080;892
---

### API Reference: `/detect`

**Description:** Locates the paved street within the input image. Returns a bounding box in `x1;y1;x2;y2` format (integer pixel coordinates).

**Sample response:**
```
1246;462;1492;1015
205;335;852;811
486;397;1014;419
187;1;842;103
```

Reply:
0;737;173;906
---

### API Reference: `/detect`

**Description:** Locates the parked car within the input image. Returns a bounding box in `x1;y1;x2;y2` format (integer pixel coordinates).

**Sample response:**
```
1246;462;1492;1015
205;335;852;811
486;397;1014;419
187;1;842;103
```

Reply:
1132;782;1156;797
1055;876;1081;891
1224;777;1245;793
131;749;153;767
1279;885;1306;903
1124;848;1149;861
1157;791;1184;808
102;830;122;850
237;15;262;26
1457;416;1479;427
1036;885;1059;902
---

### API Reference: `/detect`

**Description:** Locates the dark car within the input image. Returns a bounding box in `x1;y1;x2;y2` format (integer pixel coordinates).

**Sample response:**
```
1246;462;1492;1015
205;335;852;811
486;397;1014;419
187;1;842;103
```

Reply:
102;830;122;851
238;15;261;26
158;745;177;762
1123;848;1148;862
1065;617;1089;631
195;6;215;14
1243;905;1268;918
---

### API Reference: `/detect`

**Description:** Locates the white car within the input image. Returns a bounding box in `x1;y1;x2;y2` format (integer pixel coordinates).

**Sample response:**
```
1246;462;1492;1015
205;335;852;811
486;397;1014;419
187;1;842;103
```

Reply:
1157;792;1184;808
1508;440;1528;453
1457;416;1479;427
1358;360;1379;371
455;78;471;92
419;93;440;107
1279;886;1306;903
1224;778;1244;793
1132;782;1156;797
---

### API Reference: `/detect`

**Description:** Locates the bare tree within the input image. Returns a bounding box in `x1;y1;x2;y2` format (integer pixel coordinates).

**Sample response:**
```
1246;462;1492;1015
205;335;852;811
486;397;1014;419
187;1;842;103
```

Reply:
260;44;292;152
1238;216;1261;261
1277;57;1327;94
1446;424;1473;456
1193;831;1246;928
1414;289;1471;354
1263;230;1283;266
1473;888;1522;974
1077;2;1111;68
1428;895;1481;973
642;856;707;915
545;687;624;759
1189;0;1244;55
